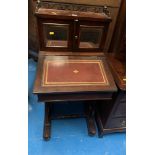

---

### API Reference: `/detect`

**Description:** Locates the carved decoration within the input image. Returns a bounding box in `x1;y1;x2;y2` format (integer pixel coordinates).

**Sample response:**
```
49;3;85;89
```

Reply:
36;1;110;16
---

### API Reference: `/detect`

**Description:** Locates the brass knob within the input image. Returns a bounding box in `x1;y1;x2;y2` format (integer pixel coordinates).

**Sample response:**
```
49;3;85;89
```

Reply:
75;36;78;39
74;19;78;22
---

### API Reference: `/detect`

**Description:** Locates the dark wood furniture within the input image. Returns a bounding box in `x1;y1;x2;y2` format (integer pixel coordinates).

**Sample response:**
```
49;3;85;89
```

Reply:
29;0;123;53
33;53;117;140
35;7;111;52
109;0;126;55
95;54;126;137
33;1;126;140
95;0;126;137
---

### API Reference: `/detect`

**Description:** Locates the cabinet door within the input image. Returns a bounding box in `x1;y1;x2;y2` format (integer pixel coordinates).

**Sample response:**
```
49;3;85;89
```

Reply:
75;21;109;51
38;19;73;51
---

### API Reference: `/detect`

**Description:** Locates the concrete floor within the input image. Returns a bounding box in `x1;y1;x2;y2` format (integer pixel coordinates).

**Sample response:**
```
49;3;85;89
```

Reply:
28;58;126;155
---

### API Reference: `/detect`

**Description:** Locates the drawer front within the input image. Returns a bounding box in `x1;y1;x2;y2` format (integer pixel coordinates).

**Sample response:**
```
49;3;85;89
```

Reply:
120;93;126;102
107;117;126;128
113;92;126;118
113;101;126;117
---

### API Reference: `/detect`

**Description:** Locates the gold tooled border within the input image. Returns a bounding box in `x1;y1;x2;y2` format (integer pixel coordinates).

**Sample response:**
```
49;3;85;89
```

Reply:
42;60;109;87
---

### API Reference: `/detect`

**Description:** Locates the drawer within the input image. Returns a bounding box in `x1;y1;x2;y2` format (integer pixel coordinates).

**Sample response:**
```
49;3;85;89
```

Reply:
106;117;126;128
119;91;126;101
112;91;126;118
120;95;126;102
113;101;126;117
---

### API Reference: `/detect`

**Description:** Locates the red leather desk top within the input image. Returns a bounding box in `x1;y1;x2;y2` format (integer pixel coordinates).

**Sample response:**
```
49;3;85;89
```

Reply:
33;55;117;94
42;59;109;87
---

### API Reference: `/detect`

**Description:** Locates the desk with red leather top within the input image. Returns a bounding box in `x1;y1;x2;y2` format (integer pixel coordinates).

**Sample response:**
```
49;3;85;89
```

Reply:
33;52;117;140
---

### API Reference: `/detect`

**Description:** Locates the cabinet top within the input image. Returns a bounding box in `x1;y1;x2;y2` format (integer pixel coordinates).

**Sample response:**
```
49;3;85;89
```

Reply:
35;8;111;22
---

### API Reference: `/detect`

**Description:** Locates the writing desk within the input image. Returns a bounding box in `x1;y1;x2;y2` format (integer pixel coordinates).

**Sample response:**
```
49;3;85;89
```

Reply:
33;52;117;140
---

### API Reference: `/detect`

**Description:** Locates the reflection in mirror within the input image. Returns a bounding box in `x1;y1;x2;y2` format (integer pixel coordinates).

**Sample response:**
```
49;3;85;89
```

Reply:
43;23;69;47
79;26;103;48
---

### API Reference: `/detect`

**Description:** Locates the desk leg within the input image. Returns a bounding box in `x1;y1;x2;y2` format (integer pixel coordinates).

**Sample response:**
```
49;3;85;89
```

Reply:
43;102;52;140
85;102;96;136
95;107;104;138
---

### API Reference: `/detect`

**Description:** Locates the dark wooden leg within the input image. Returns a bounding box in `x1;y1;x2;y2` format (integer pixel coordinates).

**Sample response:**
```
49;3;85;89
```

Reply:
85;102;96;136
43;102;52;140
95;106;104;138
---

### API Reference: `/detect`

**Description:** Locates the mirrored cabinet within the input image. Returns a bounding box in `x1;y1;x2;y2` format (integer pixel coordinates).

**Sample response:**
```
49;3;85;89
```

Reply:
76;22;109;51
35;8;111;52
43;23;69;48
79;26;103;49
38;19;74;51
